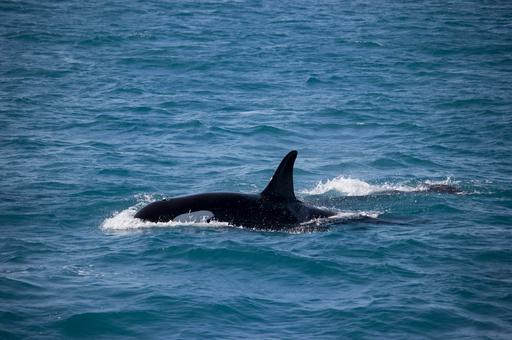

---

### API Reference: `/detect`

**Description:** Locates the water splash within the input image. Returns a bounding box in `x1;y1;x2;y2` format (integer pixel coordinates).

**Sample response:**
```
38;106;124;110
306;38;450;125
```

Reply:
302;176;458;196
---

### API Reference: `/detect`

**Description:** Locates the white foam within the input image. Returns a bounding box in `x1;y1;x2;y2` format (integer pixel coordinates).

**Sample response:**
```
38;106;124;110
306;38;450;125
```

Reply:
301;176;457;196
329;211;381;220
424;177;456;186
301;176;416;196
298;210;381;229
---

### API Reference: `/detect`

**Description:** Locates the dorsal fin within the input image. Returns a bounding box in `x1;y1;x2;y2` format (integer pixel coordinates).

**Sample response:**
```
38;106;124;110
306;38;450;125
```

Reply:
261;150;297;201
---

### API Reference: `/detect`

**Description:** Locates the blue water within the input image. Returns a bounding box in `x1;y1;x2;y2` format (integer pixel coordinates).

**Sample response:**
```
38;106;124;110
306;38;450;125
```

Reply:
1;0;512;338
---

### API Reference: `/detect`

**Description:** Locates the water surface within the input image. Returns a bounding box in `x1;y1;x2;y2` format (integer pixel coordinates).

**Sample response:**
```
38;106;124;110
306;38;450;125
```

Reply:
1;0;512;338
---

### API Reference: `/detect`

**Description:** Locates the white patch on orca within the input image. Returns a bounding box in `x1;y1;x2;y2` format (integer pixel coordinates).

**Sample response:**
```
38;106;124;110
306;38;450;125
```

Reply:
173;210;214;223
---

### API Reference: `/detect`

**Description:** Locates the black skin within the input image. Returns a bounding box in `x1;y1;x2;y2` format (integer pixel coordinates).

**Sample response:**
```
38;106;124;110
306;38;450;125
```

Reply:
425;184;460;194
134;192;335;229
135;150;336;230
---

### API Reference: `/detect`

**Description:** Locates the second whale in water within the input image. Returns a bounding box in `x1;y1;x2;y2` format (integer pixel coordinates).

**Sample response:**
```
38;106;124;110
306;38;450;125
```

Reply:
135;150;336;230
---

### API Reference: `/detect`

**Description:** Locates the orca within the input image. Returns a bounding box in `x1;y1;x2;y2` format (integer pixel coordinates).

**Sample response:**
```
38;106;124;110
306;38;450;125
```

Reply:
135;150;336;230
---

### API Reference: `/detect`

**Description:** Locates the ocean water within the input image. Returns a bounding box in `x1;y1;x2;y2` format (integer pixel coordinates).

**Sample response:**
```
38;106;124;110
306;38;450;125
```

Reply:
1;0;512;338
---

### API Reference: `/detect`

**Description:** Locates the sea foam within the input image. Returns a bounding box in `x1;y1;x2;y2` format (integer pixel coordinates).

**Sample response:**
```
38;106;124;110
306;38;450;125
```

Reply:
301;176;456;196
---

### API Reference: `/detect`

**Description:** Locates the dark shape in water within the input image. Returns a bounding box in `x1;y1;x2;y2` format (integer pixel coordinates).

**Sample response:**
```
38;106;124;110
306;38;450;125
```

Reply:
375;183;460;196
425;183;460;194
135;150;336;230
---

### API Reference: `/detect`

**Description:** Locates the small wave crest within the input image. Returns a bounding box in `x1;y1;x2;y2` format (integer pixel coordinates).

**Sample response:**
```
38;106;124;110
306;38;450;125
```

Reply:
302;176;457;196
329;211;381;220
291;210;381;232
100;194;229;232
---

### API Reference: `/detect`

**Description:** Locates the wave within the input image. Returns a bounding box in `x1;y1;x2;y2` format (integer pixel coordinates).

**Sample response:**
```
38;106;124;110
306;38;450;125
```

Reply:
301;176;458;196
297;211;381;230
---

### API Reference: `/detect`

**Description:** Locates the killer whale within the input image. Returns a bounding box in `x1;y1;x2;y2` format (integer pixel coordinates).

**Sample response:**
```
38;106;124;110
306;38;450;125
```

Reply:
135;150;336;229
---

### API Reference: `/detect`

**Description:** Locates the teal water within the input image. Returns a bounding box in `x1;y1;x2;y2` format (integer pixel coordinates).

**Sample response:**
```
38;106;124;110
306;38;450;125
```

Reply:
1;0;512;338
